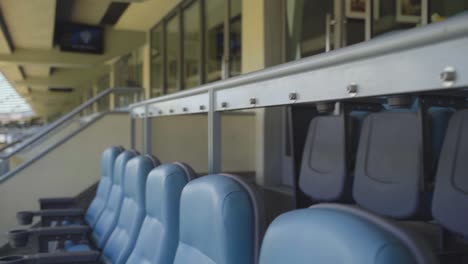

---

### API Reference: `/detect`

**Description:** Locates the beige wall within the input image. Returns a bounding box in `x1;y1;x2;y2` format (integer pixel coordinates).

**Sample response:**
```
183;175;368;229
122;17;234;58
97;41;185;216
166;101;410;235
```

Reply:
0;114;130;245
147;113;256;174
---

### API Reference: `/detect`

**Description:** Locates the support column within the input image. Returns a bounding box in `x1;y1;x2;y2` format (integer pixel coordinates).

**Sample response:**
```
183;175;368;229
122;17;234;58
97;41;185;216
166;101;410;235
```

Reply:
92;83;98;113
143;105;152;155
142;33;151;99
208;89;221;174
109;63;118;110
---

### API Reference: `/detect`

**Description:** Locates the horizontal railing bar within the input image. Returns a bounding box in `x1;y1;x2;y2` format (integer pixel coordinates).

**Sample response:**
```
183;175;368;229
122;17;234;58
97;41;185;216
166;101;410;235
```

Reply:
130;13;468;110
0;87;141;159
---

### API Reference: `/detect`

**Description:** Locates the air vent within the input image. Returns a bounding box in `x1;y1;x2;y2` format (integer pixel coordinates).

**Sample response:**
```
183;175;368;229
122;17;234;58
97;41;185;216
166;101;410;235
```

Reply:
48;87;74;93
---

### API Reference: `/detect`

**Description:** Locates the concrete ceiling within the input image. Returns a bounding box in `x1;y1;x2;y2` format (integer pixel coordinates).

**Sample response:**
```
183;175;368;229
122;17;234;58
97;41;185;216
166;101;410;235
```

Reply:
0;0;146;121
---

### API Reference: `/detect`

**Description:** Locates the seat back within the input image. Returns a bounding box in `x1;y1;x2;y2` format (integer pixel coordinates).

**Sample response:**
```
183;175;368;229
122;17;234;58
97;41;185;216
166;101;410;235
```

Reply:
92;150;138;248
432;109;468;238
173;174;260;264
126;162;196;264
85;146;124;227
101;154;160;264
259;204;437;264
299;112;364;203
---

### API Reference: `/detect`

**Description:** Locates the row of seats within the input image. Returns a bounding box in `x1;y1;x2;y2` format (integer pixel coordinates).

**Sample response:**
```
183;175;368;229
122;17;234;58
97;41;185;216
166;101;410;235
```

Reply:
288;99;467;263
2;98;467;264
2;147;261;264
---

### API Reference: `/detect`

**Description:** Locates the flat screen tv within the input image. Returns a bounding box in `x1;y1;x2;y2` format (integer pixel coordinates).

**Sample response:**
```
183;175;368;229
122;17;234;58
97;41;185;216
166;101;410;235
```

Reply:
59;24;104;54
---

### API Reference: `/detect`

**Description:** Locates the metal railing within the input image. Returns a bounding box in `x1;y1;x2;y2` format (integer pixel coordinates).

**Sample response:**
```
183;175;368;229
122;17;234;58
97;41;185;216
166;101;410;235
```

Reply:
0;138;24;153
0;87;142;182
128;13;468;174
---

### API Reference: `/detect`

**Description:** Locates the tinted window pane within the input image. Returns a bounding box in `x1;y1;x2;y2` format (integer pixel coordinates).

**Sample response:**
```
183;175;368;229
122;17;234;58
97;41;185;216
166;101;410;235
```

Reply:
230;0;242;76
166;14;180;94
151;25;164;97
183;1;201;89
205;0;225;82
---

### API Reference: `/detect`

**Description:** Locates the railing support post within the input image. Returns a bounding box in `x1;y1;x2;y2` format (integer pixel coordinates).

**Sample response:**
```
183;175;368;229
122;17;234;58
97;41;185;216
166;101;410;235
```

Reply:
208;89;221;174
130;116;136;149
143;105;152;155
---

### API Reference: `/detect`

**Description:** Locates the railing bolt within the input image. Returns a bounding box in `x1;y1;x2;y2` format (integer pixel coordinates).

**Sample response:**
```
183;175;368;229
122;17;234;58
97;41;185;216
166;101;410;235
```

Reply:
347;83;358;97
250;98;257;105
199;105;206;110
221;102;228;108
169;109;174;113
182;107;188;112
440;66;456;87
158;110;163;115
289;92;298;101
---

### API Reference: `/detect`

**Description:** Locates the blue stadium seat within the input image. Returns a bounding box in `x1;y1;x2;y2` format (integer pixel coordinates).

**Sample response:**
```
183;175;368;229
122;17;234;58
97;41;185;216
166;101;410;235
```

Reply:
84;145;125;227
432;109;468;239
126;162;196;264
259;108;467;264
100;154;159;264
353;105;453;219
60;150;139;252
16;146;125;227
299;110;367;203
173;174;262;264
259;204;437;264
87;150;139;248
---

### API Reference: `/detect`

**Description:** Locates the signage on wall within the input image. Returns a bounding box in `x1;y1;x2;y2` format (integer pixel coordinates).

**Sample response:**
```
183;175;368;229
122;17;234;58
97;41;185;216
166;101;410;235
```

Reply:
59;24;104;54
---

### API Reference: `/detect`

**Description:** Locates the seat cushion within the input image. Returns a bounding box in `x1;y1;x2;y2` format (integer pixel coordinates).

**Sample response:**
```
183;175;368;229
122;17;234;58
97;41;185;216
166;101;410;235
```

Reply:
65;242;92;252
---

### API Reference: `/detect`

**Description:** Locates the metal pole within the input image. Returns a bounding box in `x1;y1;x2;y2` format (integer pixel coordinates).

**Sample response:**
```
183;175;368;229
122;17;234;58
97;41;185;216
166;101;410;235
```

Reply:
143;105;152;155
130;116;136;149
208;89;221;173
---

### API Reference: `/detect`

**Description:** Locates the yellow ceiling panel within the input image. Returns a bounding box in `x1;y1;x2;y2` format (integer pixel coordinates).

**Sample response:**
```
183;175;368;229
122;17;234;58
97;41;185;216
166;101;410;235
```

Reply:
0;0;56;49
115;0;181;31
71;0;111;25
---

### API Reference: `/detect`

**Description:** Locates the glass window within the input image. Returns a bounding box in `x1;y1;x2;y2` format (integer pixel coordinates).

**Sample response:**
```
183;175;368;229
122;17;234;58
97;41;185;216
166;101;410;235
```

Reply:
166;14;181;94
151;25;164;97
372;0;421;37
285;0;335;61
430;0;468;22
229;0;242;76
205;0;225;82
183;1;201;89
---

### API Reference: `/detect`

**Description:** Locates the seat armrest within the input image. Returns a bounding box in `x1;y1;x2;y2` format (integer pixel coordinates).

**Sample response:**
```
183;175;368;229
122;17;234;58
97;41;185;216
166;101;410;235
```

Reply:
32;225;91;236
17;209;85;225
38;197;76;210
7;226;90;249
34;251;100;264
0;251;100;264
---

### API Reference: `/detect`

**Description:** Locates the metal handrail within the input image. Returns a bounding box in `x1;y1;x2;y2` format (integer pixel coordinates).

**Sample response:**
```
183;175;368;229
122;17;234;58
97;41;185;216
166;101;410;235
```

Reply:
0;87;141;159
0;138;24;153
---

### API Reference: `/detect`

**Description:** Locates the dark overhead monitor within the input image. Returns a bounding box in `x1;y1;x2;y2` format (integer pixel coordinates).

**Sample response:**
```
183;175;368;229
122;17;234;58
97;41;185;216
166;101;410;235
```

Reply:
59;24;104;54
